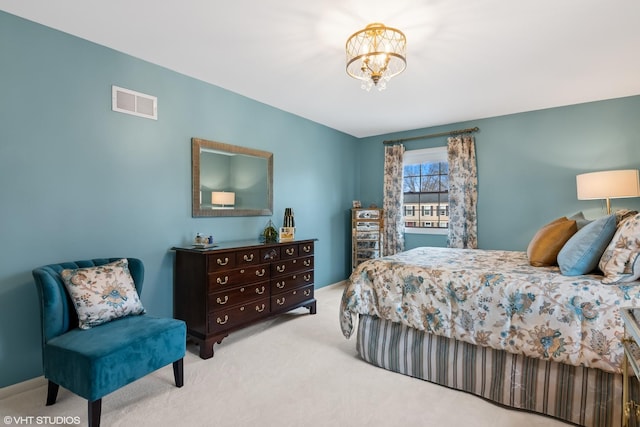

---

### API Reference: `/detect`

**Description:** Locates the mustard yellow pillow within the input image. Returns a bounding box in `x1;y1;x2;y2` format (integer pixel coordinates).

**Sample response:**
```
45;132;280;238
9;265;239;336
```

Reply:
527;217;578;267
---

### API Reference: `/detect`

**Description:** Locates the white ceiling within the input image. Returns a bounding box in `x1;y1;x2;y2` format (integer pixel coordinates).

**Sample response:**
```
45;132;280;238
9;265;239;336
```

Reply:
2;0;639;138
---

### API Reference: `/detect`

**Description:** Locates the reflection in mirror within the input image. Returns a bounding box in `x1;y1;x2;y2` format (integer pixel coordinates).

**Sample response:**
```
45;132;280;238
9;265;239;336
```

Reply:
192;138;273;217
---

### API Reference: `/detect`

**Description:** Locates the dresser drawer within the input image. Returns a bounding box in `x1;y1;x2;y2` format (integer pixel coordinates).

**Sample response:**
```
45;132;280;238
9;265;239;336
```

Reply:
355;222;380;232
208;282;268;311
271;284;314;312
261;247;280;262
300;241;314;256
236;248;261;266
281;242;314;259
271;255;313;277
280;243;298;259
272;271;314;294
208;264;270;290
207;252;237;272
354;209;381;220
208;297;270;334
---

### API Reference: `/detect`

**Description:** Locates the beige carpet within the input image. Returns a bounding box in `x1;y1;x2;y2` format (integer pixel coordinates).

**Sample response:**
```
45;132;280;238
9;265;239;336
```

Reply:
0;283;569;427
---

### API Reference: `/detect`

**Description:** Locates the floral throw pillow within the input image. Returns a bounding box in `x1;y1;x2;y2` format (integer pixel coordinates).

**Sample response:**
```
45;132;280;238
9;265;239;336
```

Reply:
60;258;145;329
599;213;640;284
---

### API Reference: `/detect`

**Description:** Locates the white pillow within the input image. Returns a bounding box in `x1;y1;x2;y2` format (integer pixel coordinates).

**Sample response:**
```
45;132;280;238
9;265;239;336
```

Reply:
61;258;145;329
599;213;640;284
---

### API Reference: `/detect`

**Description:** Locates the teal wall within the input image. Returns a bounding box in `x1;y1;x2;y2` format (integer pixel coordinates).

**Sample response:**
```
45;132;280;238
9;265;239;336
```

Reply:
0;11;358;387
2;10;640;389
357;95;640;250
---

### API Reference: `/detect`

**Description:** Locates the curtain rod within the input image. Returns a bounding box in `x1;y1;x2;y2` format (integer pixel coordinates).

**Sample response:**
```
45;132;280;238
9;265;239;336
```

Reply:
382;126;479;145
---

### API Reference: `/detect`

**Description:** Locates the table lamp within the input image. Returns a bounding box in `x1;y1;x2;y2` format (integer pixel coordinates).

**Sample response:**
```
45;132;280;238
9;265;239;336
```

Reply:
576;169;640;214
211;191;235;209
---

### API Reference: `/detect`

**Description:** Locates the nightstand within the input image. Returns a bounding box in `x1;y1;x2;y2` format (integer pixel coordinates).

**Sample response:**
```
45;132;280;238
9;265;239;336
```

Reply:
621;308;640;427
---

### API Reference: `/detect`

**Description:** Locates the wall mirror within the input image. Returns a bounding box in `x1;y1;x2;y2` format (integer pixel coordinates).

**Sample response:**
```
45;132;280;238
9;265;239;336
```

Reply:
192;137;273;217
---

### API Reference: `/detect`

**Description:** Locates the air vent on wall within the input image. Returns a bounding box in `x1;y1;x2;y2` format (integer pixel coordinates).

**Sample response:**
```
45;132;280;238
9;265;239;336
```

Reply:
112;85;157;120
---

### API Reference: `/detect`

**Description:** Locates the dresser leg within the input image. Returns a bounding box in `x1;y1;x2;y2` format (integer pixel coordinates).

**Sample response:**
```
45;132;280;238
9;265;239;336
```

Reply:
196;335;228;359
306;300;317;315
199;339;215;359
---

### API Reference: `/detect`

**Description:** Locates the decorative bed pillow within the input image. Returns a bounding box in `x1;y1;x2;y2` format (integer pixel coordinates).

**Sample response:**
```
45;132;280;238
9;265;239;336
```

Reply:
527;217;578;267
568;211;592;230
615;209;639;227
599;213;640;284
557;214;616;276
60;258;145;329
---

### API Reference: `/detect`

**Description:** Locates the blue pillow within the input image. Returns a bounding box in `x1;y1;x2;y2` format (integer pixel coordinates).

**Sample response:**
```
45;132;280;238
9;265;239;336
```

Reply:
558;214;617;276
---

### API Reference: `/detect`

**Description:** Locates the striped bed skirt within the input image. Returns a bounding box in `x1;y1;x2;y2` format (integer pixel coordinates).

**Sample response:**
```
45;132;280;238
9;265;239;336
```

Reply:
356;314;639;427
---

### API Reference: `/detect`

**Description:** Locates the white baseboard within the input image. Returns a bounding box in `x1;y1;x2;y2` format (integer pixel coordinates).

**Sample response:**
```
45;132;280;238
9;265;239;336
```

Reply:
0;376;47;400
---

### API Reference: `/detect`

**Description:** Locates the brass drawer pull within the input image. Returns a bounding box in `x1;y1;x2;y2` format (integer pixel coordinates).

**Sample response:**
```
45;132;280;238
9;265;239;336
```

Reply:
244;254;254;262
277;265;286;273
303;260;311;267
256;286;265;295
303;246;311;253
276;281;285;289
304;290;311;297
256;268;266;277
255;304;266;313
216;276;229;285
303;274;311;282
216;315;228;325
216;295;229;304
276;297;286;306
286;248;294;255
217;257;229;266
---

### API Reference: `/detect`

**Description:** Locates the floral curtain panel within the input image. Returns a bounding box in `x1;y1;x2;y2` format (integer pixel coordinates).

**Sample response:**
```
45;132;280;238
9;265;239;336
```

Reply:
447;135;478;248
383;144;405;256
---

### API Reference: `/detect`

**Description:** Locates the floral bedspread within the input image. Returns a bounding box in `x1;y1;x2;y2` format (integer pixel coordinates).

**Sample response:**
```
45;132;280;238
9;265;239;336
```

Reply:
340;247;640;374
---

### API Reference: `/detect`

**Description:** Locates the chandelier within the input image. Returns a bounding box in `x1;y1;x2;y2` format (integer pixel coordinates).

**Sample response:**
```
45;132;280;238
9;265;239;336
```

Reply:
346;23;407;91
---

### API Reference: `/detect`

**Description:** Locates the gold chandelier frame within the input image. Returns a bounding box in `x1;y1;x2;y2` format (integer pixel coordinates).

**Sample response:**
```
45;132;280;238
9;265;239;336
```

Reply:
346;23;407;90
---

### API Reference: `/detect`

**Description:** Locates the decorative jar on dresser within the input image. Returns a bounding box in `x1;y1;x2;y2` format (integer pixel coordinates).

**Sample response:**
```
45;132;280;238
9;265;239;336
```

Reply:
173;238;317;359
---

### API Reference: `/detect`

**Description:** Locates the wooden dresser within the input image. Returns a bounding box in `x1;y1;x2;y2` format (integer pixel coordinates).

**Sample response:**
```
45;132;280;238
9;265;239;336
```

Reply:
173;238;317;359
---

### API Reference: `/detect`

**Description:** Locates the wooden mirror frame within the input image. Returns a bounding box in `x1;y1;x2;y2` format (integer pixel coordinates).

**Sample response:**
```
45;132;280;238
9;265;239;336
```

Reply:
192;137;273;217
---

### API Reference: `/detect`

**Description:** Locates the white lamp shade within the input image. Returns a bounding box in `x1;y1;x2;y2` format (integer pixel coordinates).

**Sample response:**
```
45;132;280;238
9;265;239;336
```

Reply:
211;191;235;205
576;169;640;200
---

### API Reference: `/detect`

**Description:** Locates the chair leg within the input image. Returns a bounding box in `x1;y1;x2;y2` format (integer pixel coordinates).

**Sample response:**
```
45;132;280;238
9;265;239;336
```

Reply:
173;358;184;388
46;381;59;406
88;399;101;427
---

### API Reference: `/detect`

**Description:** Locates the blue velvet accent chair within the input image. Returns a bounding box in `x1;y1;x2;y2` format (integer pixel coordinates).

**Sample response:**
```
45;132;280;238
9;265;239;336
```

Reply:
32;258;186;427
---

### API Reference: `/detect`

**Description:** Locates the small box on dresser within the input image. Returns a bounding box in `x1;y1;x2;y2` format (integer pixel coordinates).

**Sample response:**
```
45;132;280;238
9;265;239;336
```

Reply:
173;238;317;359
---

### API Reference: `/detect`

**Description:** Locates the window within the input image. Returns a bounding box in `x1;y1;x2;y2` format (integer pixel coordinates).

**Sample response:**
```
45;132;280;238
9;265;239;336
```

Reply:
403;147;448;235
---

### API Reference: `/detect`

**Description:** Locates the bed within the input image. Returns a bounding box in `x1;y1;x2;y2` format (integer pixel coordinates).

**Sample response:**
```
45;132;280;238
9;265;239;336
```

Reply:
340;246;640;427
